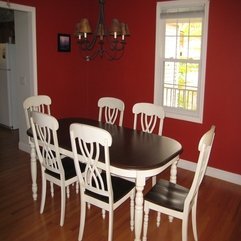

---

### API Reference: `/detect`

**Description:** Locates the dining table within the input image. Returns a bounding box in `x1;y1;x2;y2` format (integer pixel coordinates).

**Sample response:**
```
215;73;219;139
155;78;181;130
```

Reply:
27;117;182;241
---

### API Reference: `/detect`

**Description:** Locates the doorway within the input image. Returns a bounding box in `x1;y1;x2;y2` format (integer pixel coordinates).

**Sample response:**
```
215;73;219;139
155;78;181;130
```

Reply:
0;1;37;152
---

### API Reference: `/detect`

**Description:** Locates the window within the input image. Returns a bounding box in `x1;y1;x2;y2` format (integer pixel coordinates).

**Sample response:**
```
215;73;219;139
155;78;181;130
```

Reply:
154;0;210;123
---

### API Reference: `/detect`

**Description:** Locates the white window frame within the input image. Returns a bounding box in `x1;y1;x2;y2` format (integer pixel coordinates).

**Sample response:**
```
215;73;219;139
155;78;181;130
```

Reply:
154;0;210;123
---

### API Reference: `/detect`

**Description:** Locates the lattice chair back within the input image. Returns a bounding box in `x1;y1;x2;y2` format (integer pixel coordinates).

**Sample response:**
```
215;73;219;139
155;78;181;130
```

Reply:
70;123;112;198
30;111;63;178
132;102;165;135
98;97;125;126
23;95;51;129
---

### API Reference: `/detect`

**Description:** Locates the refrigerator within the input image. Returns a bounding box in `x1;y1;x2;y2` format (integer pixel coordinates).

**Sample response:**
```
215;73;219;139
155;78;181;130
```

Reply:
0;43;18;129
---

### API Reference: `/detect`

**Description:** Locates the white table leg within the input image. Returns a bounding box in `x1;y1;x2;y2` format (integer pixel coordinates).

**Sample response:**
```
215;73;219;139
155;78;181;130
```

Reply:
169;156;179;222
30;140;37;201
134;176;145;241
170;156;178;183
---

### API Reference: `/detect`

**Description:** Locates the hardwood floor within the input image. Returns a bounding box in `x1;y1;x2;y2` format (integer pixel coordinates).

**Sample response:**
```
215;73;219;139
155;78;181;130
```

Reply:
0;127;240;241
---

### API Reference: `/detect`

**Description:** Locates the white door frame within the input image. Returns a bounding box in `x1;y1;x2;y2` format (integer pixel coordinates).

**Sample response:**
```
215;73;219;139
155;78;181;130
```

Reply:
0;1;37;151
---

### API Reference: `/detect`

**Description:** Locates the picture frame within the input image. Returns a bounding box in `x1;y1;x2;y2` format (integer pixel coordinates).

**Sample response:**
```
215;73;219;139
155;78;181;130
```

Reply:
57;33;71;52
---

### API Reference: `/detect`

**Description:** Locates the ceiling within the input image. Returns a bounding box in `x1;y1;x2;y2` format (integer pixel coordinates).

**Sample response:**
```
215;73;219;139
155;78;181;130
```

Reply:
0;8;14;22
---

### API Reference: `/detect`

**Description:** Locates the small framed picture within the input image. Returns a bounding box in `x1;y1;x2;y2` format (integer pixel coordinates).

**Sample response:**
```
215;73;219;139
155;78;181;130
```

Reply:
57;33;71;52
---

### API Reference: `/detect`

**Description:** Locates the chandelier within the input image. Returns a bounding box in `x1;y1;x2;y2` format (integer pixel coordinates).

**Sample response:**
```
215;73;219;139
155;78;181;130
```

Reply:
74;0;130;61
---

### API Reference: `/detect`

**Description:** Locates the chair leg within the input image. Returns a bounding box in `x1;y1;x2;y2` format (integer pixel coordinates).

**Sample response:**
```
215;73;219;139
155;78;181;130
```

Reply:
102;209;106;219
168;215;174;222
142;206;149;241
192;199;198;241
130;190;135;231
182;214;189;241
76;181;79;194
156;212;161;227
50;182;54;197
108;208;114;241
168;160;178;223
40;176;47;214
78;200;86;241
66;185;70;199
60;185;66;226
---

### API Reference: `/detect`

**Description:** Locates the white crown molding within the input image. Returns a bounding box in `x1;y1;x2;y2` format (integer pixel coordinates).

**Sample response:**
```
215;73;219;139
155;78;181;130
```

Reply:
178;159;241;185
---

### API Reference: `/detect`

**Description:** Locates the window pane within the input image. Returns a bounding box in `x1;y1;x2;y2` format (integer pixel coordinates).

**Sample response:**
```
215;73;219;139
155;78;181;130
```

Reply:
186;63;199;87
165;36;177;58
165;18;202;60
189;37;201;59
189;21;202;36
163;61;198;110
165;20;177;35
177;20;189;36
177;35;188;59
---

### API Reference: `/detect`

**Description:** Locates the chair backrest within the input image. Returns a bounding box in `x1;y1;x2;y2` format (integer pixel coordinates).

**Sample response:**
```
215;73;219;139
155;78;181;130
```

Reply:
23;95;52;129
132;102;165;135
185;125;216;208
98;97;125;126
70;123;113;201
30;111;64;177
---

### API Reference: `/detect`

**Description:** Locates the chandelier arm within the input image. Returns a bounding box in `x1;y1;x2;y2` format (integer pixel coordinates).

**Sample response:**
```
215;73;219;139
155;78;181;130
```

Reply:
85;44;125;61
110;41;126;51
79;39;92;51
102;48;125;61
83;49;101;61
85;37;98;51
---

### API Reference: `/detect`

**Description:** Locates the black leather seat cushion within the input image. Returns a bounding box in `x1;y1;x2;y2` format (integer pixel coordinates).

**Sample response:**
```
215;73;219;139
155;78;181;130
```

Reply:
144;179;189;212
45;157;85;180
85;174;135;203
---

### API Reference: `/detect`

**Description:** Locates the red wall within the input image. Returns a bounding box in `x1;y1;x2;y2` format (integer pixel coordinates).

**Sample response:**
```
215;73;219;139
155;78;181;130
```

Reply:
11;0;241;175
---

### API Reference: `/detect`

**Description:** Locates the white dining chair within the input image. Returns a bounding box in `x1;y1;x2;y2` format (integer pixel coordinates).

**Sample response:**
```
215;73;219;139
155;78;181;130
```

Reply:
98;96;126;217
23;95;55;199
30;111;83;226
132;102;165;185
142;125;216;241
98;97;125;126
70;123;135;241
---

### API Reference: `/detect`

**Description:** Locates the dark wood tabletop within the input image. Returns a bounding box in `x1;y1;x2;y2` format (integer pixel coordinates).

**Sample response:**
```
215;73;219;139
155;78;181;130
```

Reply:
57;118;183;171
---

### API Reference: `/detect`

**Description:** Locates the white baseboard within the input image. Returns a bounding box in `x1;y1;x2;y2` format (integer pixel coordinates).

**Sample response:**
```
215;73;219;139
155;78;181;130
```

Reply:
178;159;241;185
18;141;30;153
